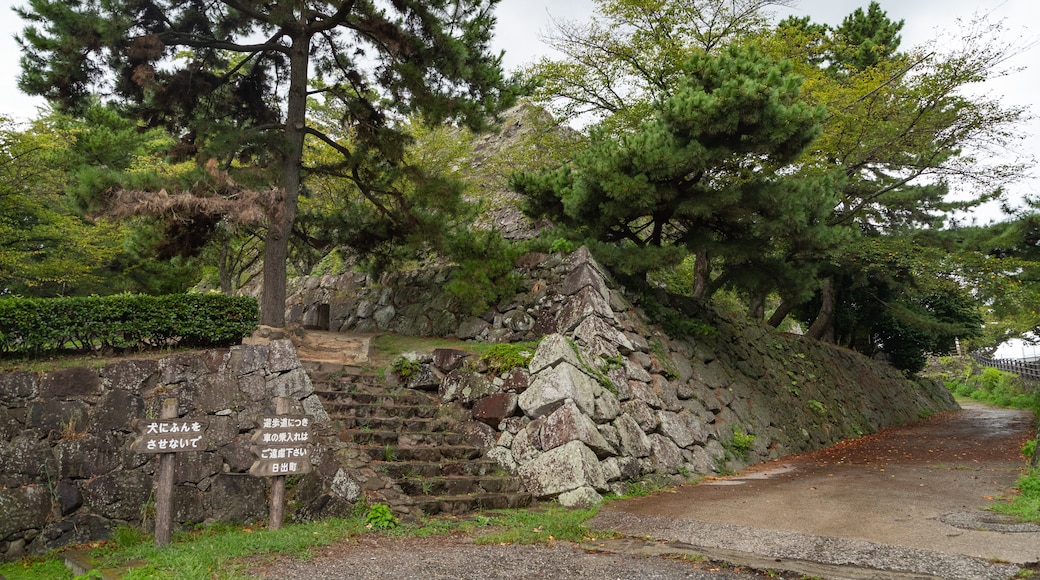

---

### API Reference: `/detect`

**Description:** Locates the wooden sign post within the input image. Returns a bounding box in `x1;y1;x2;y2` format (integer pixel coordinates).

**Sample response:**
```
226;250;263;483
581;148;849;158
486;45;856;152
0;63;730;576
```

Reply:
249;397;313;530
131;398;209;547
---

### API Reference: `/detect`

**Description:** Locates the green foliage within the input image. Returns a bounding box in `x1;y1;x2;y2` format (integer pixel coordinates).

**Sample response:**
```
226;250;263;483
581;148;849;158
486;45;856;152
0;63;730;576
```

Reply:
798;237;985;373
989;469;1040;522
826;1;905;73
364;504;399;530
958;204;1040;345
638;293;716;339
608;480;668;499
0;114;137;297
479;343;537;376
756;4;1030;343
722;426;757;461
549;238;578;254
0;294;258;355
18;0;517;326
938;361;1040;412
390;356;422;380
807;400;827;417
0;556;72;579
443;230;524;316
1022;440;1036;460
525;0;783;134
472;507;604;545
514;44;840;304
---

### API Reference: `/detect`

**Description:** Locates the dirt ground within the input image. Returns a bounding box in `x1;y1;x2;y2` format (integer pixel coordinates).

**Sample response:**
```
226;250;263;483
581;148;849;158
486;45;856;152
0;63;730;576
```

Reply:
246;401;1038;579
592;400;1038;579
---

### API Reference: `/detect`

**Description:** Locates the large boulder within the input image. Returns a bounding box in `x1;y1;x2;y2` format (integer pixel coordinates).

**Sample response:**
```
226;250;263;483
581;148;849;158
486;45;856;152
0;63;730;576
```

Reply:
517;440;607;498
518;362;599;418
536;400;616;458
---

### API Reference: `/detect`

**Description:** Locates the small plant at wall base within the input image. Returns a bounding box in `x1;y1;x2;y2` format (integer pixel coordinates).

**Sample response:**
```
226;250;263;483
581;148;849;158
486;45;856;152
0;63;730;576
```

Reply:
722;426;757;462
365;503;399;530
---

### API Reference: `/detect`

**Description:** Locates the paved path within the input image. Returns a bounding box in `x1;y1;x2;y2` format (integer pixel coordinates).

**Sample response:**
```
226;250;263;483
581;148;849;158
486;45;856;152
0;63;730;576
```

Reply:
591;401;1039;579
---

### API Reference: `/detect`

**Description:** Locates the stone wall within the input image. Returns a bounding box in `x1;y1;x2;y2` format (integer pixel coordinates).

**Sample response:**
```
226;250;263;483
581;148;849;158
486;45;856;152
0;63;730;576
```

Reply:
311;248;958;507
0;247;960;557
0;341;345;561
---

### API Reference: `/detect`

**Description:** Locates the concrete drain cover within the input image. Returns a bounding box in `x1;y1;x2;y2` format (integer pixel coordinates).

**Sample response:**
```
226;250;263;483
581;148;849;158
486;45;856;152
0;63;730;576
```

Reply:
939;511;1040;533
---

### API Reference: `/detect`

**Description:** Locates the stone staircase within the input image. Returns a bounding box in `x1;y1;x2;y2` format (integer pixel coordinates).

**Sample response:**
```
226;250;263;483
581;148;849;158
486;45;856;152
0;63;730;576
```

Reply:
303;361;533;516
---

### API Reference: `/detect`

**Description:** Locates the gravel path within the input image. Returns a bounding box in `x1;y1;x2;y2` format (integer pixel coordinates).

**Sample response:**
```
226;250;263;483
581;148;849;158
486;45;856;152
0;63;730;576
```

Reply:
251;535;770;579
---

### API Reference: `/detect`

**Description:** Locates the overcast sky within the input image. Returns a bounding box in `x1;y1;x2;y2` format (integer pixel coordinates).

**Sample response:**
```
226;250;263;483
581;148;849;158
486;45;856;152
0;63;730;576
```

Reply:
1;0;1036;217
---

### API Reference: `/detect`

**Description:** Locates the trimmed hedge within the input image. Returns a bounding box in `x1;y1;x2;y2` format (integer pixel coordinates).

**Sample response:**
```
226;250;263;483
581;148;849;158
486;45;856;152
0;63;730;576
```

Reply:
0;294;258;355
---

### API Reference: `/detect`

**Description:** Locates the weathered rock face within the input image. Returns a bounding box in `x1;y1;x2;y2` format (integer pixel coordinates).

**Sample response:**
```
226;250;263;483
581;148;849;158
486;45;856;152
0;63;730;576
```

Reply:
306;246;957;505
0;340;345;561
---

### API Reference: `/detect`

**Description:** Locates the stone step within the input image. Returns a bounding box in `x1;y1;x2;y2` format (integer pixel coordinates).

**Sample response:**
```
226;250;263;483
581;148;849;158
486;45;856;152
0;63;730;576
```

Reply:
410;492;534;516
397;475;525;497
340;429;468;447
378;459;504;479
321;402;439;420
315;389;439;407
325;375;390;391
334;415;435;432
364;445;484;462
301;362;370;382
303;363;532;518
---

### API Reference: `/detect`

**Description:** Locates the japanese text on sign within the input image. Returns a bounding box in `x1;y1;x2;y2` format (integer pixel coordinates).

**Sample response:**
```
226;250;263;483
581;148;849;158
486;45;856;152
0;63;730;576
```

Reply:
145;436;204;451
262;416;310;429
145;421;204;434
259;431;310;443
258;447;309;460
131;418;210;454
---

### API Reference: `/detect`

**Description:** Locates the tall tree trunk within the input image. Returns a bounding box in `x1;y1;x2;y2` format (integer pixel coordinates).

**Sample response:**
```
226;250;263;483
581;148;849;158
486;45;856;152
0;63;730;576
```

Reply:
746;292;766;320
692;249;711;300
767;299;796;328
260;32;309;327
218;242;233;294
806;277;835;342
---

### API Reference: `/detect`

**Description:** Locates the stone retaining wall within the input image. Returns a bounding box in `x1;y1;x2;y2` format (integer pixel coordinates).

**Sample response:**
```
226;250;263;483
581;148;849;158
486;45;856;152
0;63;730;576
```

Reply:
0;247;959;557
0;341;345;561
329;248;958;506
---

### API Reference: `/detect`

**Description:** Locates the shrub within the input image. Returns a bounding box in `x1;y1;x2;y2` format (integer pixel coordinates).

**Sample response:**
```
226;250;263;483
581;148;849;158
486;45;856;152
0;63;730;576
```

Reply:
391;356;422;380
479;342;536;375
940;362;1040;412
0;293;258;355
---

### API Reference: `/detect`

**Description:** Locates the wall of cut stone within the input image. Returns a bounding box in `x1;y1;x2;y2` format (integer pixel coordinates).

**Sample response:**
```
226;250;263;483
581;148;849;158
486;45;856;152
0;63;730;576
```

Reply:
355;248;959;507
278;253;574;342
0;341;352;561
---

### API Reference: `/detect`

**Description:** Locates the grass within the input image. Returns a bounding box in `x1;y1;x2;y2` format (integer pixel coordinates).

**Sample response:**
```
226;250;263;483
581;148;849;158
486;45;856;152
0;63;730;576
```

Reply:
989;468;1040;522
0;481;685;580
0;518;367;580
470;505;613;545
0;344;197;374
0;500;626;579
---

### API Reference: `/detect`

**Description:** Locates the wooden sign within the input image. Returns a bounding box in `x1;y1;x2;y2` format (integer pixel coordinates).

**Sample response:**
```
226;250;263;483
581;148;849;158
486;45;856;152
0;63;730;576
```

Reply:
249;414;314;477
131;418;209;454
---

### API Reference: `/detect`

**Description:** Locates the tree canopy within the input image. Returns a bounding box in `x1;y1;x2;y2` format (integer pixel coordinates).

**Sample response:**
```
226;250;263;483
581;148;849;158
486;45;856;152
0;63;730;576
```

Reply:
517;0;1030;370
17;0;517;325
512;45;842;300
525;0;796;135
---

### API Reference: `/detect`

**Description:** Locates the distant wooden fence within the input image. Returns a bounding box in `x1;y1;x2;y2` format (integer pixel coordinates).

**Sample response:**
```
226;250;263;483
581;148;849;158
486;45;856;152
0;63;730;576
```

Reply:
971;354;1040;383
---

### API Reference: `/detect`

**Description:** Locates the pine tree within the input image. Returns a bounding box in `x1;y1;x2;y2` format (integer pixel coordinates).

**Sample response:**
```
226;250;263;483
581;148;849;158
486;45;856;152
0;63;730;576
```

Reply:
17;0;516;326
512;45;842;301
